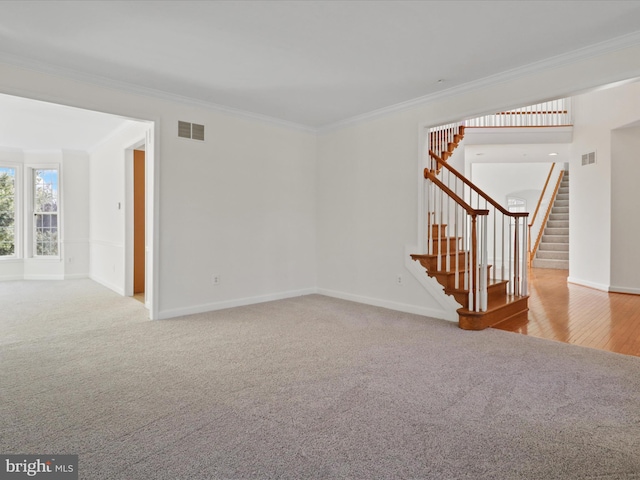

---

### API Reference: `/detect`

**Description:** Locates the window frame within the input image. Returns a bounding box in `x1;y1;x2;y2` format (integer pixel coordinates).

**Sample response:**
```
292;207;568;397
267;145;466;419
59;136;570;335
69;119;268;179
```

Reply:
27;164;62;260
0;162;21;260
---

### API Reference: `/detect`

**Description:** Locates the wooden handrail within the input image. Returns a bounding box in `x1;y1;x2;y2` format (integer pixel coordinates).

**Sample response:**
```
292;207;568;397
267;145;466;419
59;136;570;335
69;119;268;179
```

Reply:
529;164;556;228
465;125;573;129
428;151;528;219
424;169;489;217
530;170;564;261
495;110;568;115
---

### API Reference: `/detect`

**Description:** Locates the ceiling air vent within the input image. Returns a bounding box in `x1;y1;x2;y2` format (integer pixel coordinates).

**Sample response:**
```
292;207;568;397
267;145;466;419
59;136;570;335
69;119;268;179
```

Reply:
178;121;205;141
581;151;596;166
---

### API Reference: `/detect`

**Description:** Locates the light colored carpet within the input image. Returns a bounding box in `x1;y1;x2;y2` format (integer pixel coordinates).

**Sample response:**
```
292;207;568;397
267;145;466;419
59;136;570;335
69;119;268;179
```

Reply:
1;279;640;479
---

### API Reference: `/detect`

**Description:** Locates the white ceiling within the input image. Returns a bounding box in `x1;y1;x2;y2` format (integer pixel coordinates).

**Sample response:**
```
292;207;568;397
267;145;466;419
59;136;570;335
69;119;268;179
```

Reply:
0;93;133;151
466;144;571;165
1;0;640;130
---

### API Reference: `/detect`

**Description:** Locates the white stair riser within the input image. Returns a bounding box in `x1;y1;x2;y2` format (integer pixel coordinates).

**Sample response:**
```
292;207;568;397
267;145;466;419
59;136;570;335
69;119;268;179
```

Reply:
532;258;569;269
542;235;569;243
537;251;569;260
545;228;569;236
539;243;569;252
547;220;569;228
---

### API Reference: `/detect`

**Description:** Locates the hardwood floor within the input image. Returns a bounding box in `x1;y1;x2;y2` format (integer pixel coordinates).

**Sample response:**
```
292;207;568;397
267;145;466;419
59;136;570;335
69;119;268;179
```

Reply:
494;268;640;357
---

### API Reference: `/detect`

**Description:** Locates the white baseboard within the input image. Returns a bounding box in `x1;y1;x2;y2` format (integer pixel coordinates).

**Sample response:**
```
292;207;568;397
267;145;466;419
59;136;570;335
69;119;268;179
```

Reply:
89;274;125;296
317;288;456;322
567;277;610;292
157;288;317;320
24;274;65;280
0;275;25;281
1;273;88;281
608;285;640;295
64;274;89;280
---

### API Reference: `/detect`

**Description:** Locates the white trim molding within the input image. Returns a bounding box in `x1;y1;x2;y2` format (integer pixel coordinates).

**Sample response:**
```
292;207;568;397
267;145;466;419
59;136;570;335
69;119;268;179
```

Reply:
319;31;640;132
609;285;640;295
157;288;317;320
567;277;610;292
23;274;64;280
0;53;316;134
318;287;455;322
89;273;125;296
3;30;640;134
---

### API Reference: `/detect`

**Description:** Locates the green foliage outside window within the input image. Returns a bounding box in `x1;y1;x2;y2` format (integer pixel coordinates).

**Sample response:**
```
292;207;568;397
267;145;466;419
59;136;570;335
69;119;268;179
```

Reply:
34;169;58;256
0;170;16;256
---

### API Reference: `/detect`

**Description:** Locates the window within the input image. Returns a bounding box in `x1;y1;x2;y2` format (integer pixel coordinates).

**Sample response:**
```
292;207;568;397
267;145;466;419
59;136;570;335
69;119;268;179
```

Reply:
0;164;61;260
507;197;526;226
0;167;16;257
33;168;59;256
507;197;526;214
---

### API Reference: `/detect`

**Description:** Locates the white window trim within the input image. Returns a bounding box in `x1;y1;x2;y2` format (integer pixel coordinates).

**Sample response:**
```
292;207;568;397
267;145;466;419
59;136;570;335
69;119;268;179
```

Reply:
25;163;62;260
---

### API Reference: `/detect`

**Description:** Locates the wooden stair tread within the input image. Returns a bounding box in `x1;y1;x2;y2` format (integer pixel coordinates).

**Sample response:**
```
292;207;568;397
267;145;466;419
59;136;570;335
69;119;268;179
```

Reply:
446;278;507;295
458;295;529;331
411;251;464;259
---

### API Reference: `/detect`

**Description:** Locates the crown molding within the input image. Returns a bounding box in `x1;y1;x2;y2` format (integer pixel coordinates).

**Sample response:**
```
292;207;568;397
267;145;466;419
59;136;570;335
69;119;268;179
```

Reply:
318;30;640;133
0;52;317;135
2;28;640;136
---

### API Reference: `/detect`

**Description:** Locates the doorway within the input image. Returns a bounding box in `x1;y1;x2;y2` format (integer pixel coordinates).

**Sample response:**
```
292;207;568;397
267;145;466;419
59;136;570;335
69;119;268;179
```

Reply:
125;129;156;319
133;149;145;301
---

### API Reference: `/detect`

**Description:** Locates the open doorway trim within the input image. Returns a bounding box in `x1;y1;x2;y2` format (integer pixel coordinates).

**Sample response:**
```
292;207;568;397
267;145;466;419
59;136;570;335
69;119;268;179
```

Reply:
124;123;159;320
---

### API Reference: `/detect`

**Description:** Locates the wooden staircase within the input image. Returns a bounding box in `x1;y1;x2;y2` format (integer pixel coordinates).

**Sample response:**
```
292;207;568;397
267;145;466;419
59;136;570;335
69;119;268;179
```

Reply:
429;124;465;169
412;127;529;330
411;223;528;330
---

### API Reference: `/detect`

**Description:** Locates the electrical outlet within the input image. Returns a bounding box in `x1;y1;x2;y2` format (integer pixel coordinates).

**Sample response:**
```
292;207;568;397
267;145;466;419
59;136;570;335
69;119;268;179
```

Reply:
396;274;403;285
212;274;221;286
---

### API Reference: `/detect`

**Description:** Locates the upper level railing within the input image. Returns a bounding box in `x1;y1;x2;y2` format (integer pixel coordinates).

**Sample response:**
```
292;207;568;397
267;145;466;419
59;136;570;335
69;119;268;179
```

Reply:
464;98;571;128
425;151;529;313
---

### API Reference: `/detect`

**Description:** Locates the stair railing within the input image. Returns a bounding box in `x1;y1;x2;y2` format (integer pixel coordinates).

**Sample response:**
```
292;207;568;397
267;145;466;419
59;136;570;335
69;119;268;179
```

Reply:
429;122;465;163
425;168;489;312
528;163;563;263
425;151;529;310
529;169;565;263
464;98;571;128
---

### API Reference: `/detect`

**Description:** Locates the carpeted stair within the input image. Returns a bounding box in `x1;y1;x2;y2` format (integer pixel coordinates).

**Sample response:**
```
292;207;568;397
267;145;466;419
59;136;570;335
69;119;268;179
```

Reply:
533;171;569;269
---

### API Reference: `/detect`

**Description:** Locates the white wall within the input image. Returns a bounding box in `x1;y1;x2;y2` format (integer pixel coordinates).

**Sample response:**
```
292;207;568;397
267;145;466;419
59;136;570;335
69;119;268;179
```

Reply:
85;108;319;315
0;62;318;319
471;163;551;210
62;150;90;279
610;125;640;293
158;113;317;317
569;81;640;291
316;113;450;317
317;44;640;319
1;40;640;319
89;122;149;294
